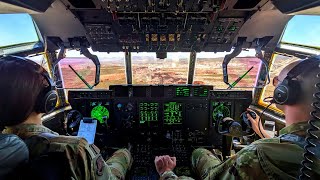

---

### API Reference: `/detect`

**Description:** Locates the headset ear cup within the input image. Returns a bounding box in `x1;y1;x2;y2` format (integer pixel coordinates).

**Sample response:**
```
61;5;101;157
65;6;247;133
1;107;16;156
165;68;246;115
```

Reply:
273;84;289;105
273;79;301;105
41;90;58;113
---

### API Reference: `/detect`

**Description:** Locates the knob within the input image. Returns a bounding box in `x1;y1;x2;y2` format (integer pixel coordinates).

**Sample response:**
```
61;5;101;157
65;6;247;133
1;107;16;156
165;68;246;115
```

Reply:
117;103;122;109
127;103;134;111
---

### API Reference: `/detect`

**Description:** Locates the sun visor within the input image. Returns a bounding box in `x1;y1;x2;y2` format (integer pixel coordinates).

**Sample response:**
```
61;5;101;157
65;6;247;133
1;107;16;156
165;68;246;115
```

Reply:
272;0;320;15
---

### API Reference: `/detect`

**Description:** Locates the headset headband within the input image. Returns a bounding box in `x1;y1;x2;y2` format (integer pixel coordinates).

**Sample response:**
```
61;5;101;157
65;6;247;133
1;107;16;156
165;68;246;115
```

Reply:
273;55;320;105
0;55;58;113
0;55;55;90
286;55;320;79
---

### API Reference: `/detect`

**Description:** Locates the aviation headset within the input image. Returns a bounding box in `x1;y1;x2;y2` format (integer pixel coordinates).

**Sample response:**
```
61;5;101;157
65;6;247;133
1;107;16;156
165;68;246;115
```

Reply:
273;55;320;105
0;55;58;113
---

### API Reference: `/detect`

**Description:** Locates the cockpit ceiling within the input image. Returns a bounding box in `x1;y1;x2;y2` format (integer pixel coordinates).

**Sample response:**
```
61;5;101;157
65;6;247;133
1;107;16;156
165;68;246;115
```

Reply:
28;0;292;52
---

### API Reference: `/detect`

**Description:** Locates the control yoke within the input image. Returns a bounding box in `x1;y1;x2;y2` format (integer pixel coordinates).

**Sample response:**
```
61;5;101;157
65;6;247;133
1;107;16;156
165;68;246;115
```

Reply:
80;47;101;88
222;38;245;86
222;37;272;87
54;45;101;88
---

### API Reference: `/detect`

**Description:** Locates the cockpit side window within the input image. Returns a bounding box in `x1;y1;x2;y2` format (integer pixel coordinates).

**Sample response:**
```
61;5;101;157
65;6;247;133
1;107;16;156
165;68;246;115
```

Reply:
0;13;40;55
280;15;320;50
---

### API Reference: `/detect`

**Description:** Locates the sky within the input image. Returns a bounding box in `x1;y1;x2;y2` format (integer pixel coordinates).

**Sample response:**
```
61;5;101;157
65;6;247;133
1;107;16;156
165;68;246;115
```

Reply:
0;14;38;47
281;15;320;48
0;13;319;54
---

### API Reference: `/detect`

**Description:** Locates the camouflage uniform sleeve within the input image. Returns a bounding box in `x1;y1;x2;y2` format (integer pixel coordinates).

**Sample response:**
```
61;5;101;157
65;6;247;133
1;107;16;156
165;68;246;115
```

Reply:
160;145;268;180
77;142;133;180
217;144;269;180
53;137;132;180
190;145;269;180
159;148;224;180
61;138;115;180
106;149;133;179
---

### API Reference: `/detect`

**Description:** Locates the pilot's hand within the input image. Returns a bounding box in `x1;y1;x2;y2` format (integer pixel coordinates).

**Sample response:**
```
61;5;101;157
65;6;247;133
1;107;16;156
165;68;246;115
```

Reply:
247;109;271;138
154;155;176;175
246;109;261;134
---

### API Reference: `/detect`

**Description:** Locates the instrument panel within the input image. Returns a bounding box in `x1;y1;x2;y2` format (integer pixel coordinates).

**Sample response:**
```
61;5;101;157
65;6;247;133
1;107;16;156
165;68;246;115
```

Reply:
68;85;252;179
55;0;259;52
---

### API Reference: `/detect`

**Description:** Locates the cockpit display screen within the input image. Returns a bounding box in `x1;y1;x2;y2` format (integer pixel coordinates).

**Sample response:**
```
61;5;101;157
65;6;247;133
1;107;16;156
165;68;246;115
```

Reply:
90;101;110;124
193;86;209;97
163;102;183;125
176;87;190;97
211;101;232;123
139;102;159;125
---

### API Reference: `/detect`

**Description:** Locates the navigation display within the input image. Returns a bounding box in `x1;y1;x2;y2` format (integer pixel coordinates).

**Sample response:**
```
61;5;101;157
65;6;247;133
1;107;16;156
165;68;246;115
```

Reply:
164;102;183;125
211;101;232;123
139;102;159;125
90;101;110;124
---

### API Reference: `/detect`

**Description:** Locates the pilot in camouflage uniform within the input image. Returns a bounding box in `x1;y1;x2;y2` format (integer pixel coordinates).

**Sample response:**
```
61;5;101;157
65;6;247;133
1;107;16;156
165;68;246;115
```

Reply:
160;121;320;180
3;124;133;180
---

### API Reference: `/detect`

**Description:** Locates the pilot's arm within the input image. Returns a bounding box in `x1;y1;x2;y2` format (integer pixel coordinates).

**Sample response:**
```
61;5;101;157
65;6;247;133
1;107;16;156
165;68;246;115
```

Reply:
63;137;132;180
155;146;268;180
247;109;272;139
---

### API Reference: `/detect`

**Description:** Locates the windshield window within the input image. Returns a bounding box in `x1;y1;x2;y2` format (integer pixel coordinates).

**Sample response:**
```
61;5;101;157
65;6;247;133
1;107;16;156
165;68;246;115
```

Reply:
0;14;39;48
194;50;261;89
281;15;320;49
59;50;126;89
132;52;188;84
59;49;261;90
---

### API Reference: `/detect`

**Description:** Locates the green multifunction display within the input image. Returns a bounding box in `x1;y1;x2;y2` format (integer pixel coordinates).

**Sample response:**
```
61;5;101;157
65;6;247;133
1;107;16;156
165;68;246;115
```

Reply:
193;86;209;97
176;87;190;97
164;102;183;125
139;102;159;124
212;101;231;123
90;101;110;124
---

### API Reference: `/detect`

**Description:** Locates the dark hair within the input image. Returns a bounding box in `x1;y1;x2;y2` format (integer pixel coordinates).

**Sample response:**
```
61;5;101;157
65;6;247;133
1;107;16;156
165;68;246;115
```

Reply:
0;56;46;129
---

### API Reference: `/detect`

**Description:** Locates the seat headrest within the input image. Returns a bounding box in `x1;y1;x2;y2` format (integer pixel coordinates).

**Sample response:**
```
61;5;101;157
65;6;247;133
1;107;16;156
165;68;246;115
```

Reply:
0;134;29;177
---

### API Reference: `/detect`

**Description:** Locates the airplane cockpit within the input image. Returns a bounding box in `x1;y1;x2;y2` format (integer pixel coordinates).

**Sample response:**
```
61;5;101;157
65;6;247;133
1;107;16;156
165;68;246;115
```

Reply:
0;0;319;179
